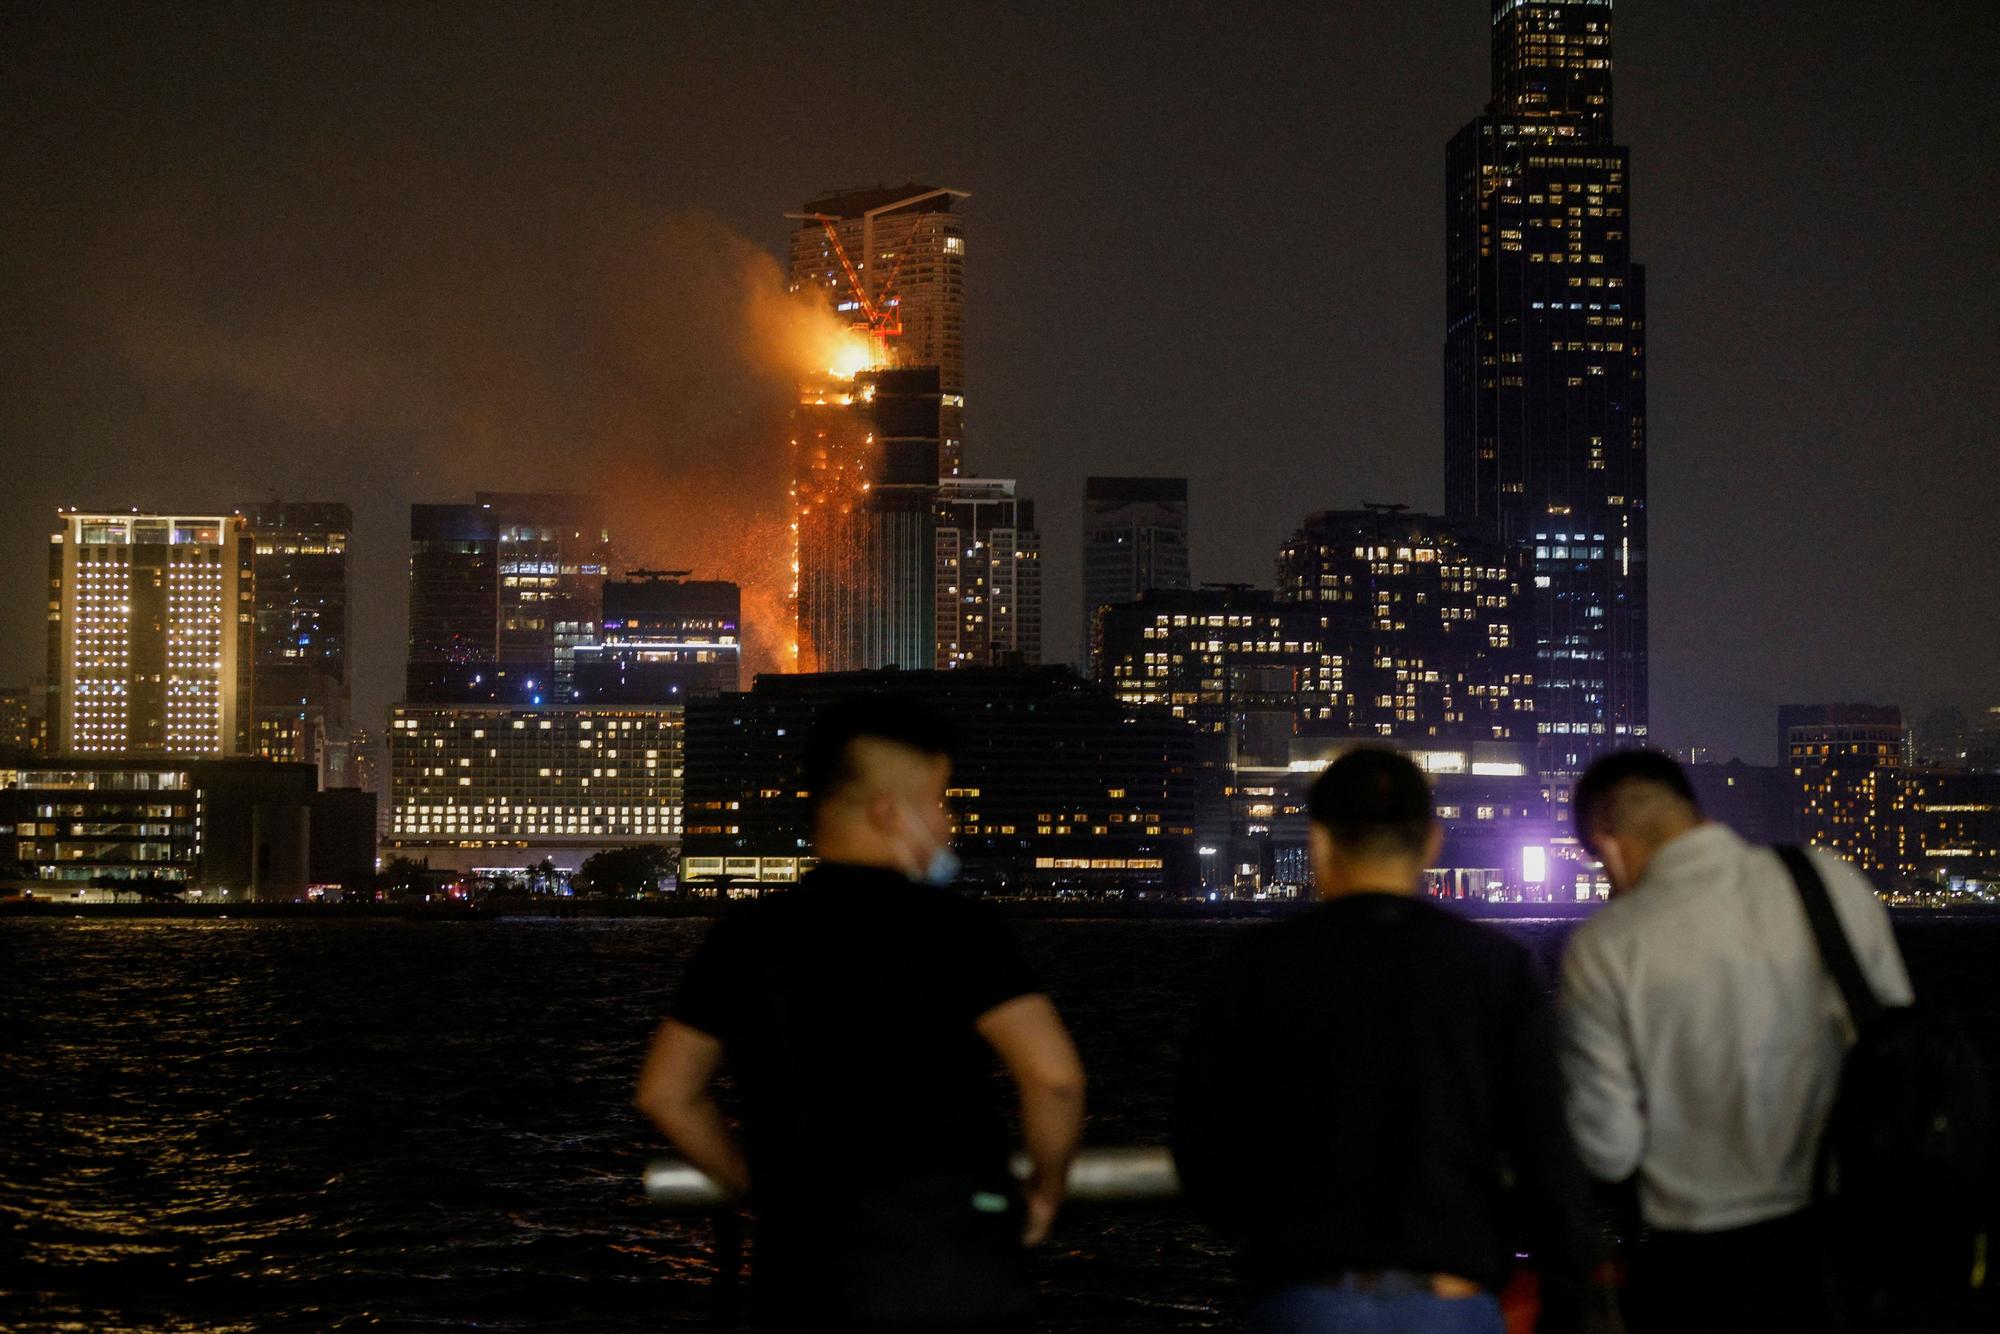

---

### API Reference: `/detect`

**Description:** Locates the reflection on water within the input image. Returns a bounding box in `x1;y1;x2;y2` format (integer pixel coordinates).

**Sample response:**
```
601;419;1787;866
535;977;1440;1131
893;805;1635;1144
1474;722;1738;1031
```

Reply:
1;915;1993;1331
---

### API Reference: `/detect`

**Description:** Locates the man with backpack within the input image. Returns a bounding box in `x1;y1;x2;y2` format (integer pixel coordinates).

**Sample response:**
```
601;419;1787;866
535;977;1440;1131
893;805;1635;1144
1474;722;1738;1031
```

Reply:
1559;750;1914;1331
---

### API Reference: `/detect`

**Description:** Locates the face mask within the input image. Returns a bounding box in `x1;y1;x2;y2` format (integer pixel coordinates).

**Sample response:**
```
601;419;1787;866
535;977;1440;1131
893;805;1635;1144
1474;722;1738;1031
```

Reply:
902;801;962;887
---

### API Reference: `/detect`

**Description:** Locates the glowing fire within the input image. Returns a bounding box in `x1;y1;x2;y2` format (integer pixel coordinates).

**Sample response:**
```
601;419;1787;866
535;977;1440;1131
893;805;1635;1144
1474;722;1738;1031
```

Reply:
825;331;879;379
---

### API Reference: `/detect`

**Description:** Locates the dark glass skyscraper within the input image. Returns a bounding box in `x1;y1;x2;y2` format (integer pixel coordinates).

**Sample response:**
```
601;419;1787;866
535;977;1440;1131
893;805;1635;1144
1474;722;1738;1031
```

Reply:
1445;0;1647;779
404;493;610;704
239;500;352;785
1081;477;1191;674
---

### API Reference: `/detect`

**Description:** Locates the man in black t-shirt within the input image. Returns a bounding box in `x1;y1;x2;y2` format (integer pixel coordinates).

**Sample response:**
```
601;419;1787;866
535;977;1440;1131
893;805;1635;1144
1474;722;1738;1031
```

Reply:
636;695;1086;1332
1174;748;1618;1334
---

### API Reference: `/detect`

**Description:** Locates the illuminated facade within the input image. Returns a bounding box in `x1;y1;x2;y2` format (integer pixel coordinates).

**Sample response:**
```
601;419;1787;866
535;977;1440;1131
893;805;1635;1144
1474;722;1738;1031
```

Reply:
1097;587;1335;766
239;500;352;785
1787;704;1907;876
682;668;1203;895
574;575;741;702
1096;574;1550;899
1276;508;1535;742
1890;770;2000;887
0;687;34;753
935;478;1042;669
0;757;365;900
1445;0;1647;779
793;366;940;673
1778;703;1999;889
405;493;611;704
385;704;684;874
1228;737;1570;902
46;512;254;757
1082;477;1191;673
788;185;969;476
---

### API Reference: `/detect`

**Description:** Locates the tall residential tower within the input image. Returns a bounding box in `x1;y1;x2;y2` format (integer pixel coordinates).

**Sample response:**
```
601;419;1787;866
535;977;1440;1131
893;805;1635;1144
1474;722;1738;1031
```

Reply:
46;511;255;757
239;500;352;785
1445;0;1647;779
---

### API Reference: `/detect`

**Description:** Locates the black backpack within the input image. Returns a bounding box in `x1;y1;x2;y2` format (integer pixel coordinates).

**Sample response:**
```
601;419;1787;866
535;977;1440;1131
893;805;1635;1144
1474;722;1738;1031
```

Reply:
1777;845;1995;1326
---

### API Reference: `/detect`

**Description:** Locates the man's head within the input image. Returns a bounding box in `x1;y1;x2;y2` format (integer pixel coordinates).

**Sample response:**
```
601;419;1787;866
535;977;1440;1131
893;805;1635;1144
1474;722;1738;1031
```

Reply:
1572;750;1704;895
1305;748;1443;898
804;693;957;880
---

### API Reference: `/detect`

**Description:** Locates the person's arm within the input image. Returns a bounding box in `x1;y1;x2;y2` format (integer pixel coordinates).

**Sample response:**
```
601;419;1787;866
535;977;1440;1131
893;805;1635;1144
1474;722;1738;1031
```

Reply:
1818;851;1915;1006
1557;929;1645;1185
633;1018;750;1197
976;993;1085;1245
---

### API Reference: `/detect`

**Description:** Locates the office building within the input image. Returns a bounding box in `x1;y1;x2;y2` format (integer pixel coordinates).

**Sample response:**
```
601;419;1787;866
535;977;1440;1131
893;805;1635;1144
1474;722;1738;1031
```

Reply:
405;493;611;704
573;574;742;702
1785;704;1906;877
384;703;684;875
1890;770;2000;889
1780;703;1906;770
1082;477;1191;672
0;687;34;752
1097;586;1336;767
0;756;368;900
1276;507;1535;743
793;366;940;672
788;185;969;476
46;511;254;757
1231;737;1567;902
682;667;1204;895
935;478;1042;668
1445;0;1648;778
238;500;353;785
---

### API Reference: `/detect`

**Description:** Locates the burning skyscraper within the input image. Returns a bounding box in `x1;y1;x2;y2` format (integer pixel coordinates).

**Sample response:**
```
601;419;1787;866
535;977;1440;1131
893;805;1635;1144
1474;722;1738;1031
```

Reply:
783;183;1042;673
791;365;942;672
788;186;968;477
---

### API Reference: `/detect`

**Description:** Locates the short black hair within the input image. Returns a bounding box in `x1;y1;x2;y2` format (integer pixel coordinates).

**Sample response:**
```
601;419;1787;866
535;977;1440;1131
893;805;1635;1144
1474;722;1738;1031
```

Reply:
1306;747;1434;857
803;692;956;810
1572;749;1700;843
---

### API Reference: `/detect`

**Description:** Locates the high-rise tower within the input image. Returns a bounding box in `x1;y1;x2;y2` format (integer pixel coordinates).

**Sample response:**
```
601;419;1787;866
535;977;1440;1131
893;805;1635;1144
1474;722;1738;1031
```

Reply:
935;478;1042;669
791;366;942;673
47;511;255;756
1445;0;1647;779
788;186;968;477
239;500;352;785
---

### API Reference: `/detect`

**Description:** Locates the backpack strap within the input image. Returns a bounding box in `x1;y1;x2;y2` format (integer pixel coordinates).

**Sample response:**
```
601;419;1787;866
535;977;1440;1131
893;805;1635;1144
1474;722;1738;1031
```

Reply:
1776;844;1882;1029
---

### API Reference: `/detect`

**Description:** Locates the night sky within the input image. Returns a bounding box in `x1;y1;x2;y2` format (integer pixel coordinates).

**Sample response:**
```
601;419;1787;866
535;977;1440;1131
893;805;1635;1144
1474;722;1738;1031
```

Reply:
3;1;1995;764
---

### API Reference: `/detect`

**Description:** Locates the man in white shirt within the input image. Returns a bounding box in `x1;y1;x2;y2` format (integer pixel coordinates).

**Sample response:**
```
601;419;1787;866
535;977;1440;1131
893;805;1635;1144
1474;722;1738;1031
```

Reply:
1559;750;1912;1333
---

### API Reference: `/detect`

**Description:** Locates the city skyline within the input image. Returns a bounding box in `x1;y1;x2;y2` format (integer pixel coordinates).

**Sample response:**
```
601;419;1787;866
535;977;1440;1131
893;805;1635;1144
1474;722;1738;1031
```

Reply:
2;2;1995;764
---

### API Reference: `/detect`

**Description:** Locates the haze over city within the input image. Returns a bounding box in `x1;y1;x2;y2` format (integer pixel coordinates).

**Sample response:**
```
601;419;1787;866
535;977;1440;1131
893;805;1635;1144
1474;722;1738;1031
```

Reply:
3;0;1997;763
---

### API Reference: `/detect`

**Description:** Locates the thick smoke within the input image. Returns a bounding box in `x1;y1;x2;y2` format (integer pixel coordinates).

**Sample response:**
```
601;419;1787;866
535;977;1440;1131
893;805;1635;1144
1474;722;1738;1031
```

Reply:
61;175;859;682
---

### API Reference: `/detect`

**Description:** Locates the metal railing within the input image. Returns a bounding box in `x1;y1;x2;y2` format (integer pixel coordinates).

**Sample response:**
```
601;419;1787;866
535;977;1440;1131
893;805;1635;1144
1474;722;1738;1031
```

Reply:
644;1144;1182;1210
645;1146;1182;1330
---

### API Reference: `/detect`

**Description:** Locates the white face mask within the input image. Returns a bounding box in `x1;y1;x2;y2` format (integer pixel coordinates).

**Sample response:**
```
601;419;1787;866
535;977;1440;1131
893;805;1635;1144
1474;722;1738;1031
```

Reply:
901;800;962;888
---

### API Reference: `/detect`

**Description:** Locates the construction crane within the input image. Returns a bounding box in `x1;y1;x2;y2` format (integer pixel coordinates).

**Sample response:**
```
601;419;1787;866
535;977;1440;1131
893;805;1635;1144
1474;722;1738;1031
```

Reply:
785;187;968;360
785;211;906;354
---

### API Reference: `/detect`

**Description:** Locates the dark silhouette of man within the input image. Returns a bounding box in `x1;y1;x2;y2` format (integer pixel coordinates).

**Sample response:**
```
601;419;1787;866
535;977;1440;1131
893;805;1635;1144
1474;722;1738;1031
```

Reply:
636;694;1085;1332
1176;747;1614;1334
